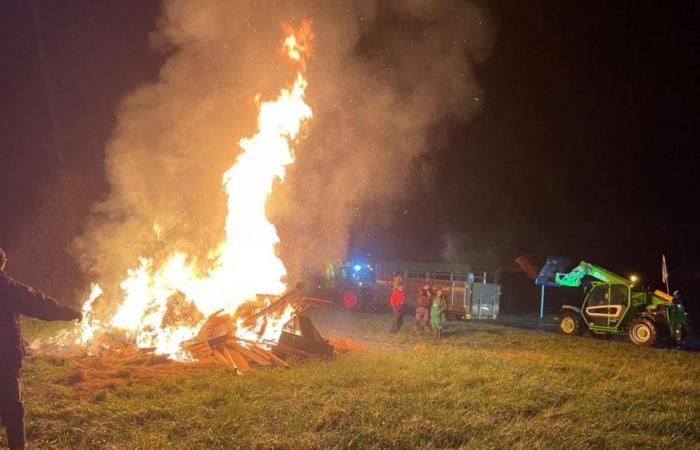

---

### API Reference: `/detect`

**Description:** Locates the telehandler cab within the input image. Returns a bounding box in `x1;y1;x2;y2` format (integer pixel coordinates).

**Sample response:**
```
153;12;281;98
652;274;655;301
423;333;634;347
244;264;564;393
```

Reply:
517;256;688;346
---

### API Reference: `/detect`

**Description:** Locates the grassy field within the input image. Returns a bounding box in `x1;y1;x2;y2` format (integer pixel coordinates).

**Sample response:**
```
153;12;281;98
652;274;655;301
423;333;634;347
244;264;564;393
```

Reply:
10;309;700;449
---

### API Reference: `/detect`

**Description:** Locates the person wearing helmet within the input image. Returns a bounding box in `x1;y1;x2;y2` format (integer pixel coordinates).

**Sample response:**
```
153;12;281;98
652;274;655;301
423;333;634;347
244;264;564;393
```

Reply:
0;247;82;450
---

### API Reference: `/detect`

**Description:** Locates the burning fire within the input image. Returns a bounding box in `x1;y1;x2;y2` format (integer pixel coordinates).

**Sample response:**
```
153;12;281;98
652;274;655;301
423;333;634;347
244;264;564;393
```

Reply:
55;22;313;360
281;21;313;63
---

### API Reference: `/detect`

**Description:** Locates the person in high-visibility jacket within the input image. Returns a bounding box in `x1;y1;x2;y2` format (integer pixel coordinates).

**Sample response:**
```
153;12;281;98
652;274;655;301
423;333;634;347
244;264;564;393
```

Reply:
430;287;447;338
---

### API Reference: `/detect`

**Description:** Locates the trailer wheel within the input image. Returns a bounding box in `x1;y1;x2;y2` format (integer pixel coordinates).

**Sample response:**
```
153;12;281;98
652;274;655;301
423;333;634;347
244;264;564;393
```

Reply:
629;318;657;346
559;312;584;336
342;289;358;310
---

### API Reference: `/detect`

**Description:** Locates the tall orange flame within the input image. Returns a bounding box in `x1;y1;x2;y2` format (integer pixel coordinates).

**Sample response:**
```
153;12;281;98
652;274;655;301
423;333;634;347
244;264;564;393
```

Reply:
59;22;314;361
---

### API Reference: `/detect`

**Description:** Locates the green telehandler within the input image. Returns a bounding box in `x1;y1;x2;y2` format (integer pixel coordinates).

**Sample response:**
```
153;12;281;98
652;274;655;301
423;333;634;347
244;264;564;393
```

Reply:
516;256;688;346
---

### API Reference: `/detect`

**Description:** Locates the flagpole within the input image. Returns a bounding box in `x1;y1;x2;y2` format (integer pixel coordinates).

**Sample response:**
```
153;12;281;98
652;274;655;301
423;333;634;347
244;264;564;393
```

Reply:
662;254;670;294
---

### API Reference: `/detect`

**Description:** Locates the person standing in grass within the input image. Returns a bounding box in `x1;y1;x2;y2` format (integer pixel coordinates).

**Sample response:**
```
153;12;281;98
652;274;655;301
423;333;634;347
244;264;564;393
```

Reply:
413;283;431;333
430;287;447;338
0;248;82;450
389;284;406;334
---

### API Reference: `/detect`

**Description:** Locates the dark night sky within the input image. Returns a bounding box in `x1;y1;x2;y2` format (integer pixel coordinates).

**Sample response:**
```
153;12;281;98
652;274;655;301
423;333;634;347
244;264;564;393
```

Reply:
1;1;698;312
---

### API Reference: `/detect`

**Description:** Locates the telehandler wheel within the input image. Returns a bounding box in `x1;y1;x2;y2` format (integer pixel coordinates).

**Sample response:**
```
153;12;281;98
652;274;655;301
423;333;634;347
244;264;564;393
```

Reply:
629;318;658;346
559;312;584;336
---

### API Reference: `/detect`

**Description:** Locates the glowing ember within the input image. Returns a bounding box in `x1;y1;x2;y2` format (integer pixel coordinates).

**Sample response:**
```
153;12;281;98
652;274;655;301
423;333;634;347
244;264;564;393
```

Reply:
60;21;313;361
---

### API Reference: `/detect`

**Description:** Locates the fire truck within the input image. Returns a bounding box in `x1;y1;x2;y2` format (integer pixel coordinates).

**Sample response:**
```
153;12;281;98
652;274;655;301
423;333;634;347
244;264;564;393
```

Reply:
323;260;501;320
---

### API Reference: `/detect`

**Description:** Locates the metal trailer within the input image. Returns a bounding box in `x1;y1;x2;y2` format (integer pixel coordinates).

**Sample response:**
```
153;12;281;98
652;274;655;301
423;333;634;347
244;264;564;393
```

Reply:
373;263;501;319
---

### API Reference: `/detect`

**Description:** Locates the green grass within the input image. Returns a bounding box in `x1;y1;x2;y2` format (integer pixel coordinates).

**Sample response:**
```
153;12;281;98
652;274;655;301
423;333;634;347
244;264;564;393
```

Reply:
11;310;700;449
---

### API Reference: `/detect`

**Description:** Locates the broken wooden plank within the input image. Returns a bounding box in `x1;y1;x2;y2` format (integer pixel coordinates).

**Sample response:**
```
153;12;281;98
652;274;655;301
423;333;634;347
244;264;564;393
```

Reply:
273;343;313;358
223;347;251;373
253;346;289;368
220;347;240;370
293;296;332;314
211;348;235;370
229;343;272;367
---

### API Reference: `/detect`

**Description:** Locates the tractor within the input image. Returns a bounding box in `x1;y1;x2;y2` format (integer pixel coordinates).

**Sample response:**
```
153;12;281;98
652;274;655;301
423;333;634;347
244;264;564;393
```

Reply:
518;256;688;346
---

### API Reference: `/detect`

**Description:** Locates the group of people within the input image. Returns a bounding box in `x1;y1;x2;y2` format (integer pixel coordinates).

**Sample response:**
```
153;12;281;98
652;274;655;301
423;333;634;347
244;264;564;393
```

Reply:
390;282;447;337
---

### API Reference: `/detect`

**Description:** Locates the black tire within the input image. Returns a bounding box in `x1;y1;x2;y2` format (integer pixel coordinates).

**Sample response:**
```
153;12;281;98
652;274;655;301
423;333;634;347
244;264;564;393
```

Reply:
628;318;658;346
559;312;584;336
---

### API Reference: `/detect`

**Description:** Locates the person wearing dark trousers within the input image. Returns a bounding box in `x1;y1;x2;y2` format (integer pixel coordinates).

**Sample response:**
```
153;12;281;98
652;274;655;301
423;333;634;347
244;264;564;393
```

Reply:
0;248;82;450
389;284;406;334
413;283;432;333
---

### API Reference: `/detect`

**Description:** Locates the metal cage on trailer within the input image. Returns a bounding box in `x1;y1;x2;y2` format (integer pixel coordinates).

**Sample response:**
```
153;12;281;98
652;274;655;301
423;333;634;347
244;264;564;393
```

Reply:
326;260;501;319
373;263;501;320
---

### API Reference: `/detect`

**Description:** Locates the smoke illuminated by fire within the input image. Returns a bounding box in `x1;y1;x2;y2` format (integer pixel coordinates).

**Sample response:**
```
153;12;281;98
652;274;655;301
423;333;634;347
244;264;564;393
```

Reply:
56;22;313;360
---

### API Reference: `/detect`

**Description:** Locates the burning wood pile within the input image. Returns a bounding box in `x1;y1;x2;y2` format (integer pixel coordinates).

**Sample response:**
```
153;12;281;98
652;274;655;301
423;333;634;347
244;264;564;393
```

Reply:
32;283;334;375
181;283;333;373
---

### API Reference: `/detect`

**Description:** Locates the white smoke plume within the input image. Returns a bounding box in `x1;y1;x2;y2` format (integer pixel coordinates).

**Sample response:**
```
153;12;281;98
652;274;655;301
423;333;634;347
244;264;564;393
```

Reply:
73;0;492;295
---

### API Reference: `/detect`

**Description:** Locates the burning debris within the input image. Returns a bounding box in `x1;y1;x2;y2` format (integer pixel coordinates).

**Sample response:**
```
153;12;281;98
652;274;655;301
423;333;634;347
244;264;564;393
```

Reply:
182;283;333;373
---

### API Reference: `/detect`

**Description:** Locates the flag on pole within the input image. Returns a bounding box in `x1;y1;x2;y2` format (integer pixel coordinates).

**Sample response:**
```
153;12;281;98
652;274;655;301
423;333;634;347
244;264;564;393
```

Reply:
661;254;669;293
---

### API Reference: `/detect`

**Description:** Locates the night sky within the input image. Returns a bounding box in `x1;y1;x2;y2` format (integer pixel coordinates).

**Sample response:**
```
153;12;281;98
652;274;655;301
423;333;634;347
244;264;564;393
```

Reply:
1;1;698;314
